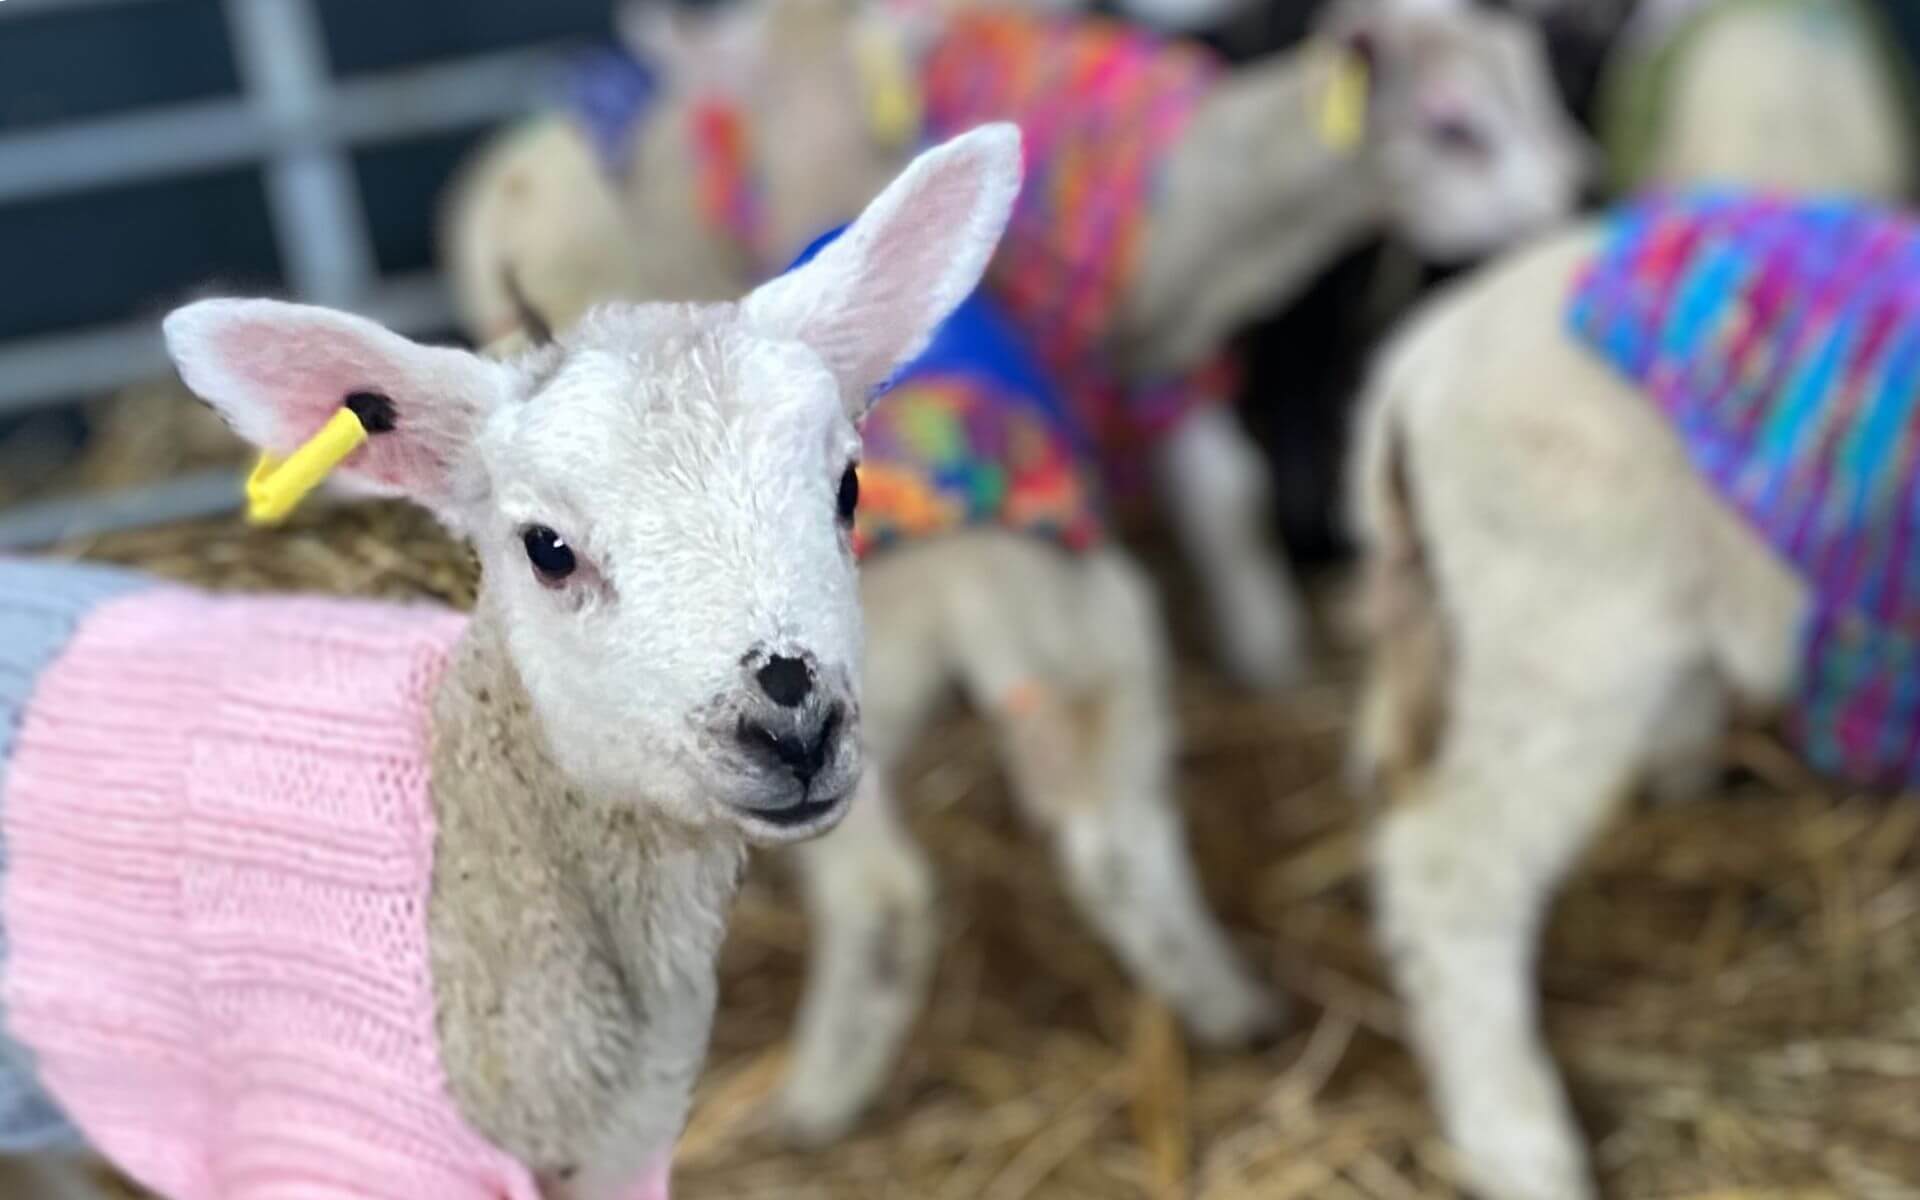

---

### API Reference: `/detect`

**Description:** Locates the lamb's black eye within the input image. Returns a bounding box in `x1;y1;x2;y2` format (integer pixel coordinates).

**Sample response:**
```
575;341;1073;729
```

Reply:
836;465;860;525
522;525;577;582
1431;115;1489;159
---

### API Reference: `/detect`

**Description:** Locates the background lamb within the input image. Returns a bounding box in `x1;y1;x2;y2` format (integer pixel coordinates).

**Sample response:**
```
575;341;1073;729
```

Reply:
1594;0;1915;199
1349;191;1920;1200
763;226;1277;1144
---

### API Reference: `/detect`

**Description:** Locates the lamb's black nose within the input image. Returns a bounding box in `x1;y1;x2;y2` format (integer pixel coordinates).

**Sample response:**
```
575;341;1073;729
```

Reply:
755;655;813;708
737;706;842;786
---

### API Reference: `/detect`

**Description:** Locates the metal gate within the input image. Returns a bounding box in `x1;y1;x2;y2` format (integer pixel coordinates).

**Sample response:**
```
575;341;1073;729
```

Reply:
0;0;590;547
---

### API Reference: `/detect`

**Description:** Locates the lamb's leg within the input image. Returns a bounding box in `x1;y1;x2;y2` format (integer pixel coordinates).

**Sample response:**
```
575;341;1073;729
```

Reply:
1375;599;1696;1200
1155;405;1308;691
775;768;937;1144
1643;660;1727;805
986;552;1281;1044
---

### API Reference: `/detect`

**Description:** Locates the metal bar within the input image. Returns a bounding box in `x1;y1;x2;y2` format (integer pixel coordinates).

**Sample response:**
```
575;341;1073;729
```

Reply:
0;321;167;417
0;7;579;539
326;44;566;138
0;469;242;551
225;0;376;305
0;0;174;19
0;47;566;206
0;271;455;416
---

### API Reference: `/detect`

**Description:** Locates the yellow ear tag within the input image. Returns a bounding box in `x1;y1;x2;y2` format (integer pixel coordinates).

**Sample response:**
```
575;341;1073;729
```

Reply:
1318;49;1370;154
245;407;370;526
855;25;921;150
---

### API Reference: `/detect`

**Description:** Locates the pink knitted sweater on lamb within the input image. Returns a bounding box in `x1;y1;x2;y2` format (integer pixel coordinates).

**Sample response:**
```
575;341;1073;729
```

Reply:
1;585;542;1200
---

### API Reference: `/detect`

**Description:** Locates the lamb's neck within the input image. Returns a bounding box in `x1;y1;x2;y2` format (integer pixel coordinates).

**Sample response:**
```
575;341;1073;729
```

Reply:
1122;41;1390;375
428;600;747;988
425;600;744;1183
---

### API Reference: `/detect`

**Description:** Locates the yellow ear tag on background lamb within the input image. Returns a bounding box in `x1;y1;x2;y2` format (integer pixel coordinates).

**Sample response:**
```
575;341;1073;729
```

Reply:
245;407;369;526
855;24;921;150
1318;49;1370;154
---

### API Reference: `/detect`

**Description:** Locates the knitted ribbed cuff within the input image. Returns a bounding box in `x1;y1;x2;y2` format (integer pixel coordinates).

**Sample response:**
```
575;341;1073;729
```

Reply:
0;558;151;1153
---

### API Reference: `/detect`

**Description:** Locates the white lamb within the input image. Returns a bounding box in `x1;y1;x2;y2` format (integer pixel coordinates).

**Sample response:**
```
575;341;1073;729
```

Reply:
1597;0;1914;199
0;127;1021;1200
1349;190;1920;1199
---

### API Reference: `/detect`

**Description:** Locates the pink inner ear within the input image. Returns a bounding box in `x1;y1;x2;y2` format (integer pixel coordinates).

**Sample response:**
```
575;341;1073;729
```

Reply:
820;163;1012;389
210;314;386;447
205;313;459;497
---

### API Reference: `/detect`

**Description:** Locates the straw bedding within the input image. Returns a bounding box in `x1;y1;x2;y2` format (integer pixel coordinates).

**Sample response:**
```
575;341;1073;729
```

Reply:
24;487;1907;1200
0;379;236;513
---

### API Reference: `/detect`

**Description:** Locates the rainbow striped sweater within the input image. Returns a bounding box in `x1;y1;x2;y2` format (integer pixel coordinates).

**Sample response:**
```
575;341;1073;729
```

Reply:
1570;191;1920;787
646;12;1231;491
919;11;1235;487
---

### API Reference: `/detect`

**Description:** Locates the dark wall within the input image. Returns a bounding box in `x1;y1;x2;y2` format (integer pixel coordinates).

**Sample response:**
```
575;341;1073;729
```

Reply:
317;0;617;76
0;0;238;132
1873;0;1920;67
0;0;617;343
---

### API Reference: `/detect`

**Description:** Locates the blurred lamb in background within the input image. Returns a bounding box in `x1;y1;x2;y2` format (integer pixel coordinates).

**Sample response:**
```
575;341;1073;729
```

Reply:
768;228;1277;1146
910;0;1584;690
1594;0;1916;198
439;79;656;346
1240;0;1917;568
443;0;911;342
1351;192;1920;1200
443;0;1587;692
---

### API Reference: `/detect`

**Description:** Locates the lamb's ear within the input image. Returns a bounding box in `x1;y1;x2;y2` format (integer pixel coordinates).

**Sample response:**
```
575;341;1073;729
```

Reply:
743;123;1022;417
162;299;512;511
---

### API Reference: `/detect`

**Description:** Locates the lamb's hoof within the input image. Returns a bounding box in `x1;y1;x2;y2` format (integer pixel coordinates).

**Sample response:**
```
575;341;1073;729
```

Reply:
1456;1111;1596;1200
1218;626;1307;694
1212;585;1308;693
767;1082;868;1150
1644;756;1722;807
1184;981;1288;1050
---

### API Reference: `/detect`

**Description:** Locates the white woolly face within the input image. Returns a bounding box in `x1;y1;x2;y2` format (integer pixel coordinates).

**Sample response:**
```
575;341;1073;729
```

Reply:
461;315;867;841
1342;1;1590;262
163;125;1023;846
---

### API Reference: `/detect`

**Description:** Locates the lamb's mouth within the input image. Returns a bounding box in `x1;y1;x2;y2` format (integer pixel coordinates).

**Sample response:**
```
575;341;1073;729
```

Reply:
728;787;852;839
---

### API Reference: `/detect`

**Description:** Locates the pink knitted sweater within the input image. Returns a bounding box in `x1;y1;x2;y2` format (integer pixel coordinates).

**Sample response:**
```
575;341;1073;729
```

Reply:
1;584;543;1199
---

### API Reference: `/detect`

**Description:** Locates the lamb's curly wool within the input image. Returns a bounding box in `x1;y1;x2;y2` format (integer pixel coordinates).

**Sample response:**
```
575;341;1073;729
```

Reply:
0;560;537;1200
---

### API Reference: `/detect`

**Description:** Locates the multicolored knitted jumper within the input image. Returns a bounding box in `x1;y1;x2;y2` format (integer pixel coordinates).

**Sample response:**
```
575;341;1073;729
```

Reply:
0;560;545;1198
919;10;1238;487
688;98;771;270
1568;191;1920;787
789;228;1104;558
